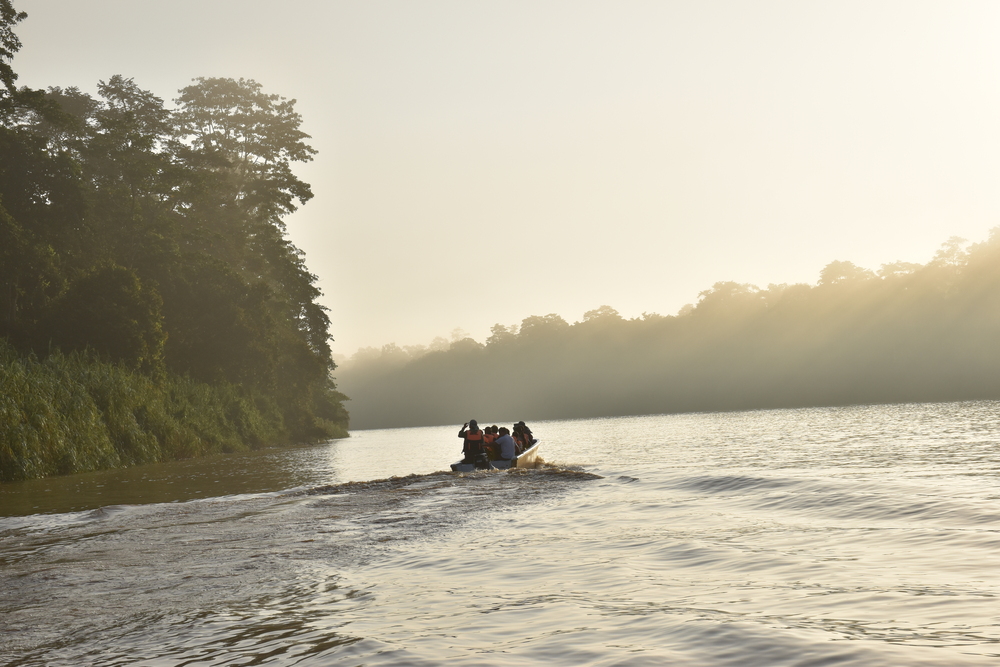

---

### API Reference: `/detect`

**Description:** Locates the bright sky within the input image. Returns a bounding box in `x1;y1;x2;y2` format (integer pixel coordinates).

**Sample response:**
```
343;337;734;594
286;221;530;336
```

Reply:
13;1;1000;356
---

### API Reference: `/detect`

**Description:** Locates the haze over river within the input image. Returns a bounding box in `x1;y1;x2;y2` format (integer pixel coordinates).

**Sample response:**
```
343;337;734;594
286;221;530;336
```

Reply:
3;402;1000;665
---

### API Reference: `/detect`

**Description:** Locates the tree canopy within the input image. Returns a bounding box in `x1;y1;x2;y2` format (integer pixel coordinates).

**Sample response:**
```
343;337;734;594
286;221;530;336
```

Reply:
0;3;347;443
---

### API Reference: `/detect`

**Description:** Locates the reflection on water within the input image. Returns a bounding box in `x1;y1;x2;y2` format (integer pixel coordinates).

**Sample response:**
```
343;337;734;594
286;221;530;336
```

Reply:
0;442;333;517
0;425;464;517
3;402;1000;666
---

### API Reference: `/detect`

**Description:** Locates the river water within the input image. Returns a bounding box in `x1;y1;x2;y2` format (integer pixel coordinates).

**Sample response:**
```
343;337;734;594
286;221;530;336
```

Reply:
2;401;1000;666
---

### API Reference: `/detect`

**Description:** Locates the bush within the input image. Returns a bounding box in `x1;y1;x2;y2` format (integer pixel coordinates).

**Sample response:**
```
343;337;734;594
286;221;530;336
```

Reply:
0;340;336;482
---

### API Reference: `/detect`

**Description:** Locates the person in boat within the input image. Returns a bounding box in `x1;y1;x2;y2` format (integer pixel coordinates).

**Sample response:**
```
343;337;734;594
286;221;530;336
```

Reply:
494;427;517;463
511;423;524;452
517;421;534;446
512;421;533;452
486;424;500;460
458;420;485;464
482;425;499;459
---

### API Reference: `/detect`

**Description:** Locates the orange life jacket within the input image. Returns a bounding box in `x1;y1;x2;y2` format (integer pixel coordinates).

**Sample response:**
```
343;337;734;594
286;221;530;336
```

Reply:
463;429;483;455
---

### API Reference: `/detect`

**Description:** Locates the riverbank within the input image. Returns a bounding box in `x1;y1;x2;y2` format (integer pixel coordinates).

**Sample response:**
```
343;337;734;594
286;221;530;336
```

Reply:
0;342;348;482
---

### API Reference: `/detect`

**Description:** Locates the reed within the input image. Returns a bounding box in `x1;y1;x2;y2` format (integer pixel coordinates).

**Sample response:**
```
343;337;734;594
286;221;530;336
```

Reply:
0;340;310;482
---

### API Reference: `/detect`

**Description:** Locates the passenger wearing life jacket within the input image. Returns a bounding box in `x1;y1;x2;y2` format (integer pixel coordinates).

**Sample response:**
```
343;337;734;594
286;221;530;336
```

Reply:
512;423;526;453
512;421;534;454
482;425;499;460
517;421;534;446
459;420;485;464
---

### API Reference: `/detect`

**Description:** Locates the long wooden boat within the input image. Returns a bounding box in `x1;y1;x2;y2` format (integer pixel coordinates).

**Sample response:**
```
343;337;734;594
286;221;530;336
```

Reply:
450;439;541;472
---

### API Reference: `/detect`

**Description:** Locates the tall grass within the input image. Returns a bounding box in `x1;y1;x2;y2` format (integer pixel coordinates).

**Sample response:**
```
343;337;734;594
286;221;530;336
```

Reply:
0;340;319;482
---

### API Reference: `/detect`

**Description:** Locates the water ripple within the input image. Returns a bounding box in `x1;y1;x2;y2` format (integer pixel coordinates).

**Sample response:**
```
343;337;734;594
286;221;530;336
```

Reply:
5;403;1000;665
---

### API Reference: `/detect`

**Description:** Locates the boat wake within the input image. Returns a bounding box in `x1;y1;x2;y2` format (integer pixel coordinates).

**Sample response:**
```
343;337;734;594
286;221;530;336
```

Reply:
292;463;602;499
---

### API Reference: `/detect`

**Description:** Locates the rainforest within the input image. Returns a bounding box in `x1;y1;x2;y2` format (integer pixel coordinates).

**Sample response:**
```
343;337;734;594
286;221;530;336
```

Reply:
0;2;347;481
338;234;1000;429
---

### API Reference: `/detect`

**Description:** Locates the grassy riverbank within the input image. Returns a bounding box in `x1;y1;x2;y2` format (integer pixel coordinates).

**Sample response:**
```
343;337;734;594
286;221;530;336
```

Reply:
0;342;347;482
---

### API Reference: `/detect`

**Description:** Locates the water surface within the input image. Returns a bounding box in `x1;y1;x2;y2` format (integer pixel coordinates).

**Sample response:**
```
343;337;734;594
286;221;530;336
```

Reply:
3;402;1000;665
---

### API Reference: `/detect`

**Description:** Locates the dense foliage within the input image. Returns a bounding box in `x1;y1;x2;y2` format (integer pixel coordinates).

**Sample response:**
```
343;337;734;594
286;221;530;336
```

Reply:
340;233;1000;429
0;2;347;480
0;340;290;481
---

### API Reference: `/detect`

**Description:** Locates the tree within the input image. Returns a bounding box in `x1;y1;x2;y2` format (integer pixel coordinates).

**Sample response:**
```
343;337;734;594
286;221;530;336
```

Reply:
0;115;85;348
0;2;52;123
0;120;86;251
582;305;622;323
174;77;315;221
173;77;330;362
694;282;762;318
879;261;922;279
158;260;275;385
79;76;179;270
818;261;875;286
486;323;518;346
0;199;62;347
519;313;569;338
0;0;26;98
171;77;342;436
44;264;166;373
932;236;969;267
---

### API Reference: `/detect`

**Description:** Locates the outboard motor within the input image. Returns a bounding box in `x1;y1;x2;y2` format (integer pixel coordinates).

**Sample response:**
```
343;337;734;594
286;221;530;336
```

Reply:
475;451;492;470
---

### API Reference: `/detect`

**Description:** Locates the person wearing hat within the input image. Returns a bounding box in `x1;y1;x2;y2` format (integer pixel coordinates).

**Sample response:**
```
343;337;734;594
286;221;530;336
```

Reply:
458;420;485;464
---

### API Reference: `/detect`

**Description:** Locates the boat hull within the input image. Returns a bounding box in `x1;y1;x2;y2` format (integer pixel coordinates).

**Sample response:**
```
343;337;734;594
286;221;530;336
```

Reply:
450;440;540;472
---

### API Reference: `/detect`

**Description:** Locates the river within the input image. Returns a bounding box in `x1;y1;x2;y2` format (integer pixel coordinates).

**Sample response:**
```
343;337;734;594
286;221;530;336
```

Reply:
2;401;1000;666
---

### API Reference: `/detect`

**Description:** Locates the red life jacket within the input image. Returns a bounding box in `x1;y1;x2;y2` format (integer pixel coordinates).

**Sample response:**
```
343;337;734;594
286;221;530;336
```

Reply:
483;432;497;445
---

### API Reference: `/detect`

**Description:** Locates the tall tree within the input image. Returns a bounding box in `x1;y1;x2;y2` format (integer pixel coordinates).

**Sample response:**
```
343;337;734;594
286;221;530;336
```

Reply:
174;77;315;222
89;79;179;282
0;0;26;100
170;77;341;435
173;77;332;365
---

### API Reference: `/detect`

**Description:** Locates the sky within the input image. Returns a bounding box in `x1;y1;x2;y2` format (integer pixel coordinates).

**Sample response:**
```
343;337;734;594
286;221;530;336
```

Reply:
12;1;1000;357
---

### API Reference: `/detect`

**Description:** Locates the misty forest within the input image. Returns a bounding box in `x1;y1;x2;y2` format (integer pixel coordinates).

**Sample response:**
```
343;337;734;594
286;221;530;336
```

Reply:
340;234;1000;429
0;2;347;481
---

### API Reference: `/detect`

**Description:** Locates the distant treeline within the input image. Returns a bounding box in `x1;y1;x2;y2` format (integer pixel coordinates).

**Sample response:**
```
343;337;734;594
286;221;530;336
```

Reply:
0;3;346;481
339;233;1000;429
